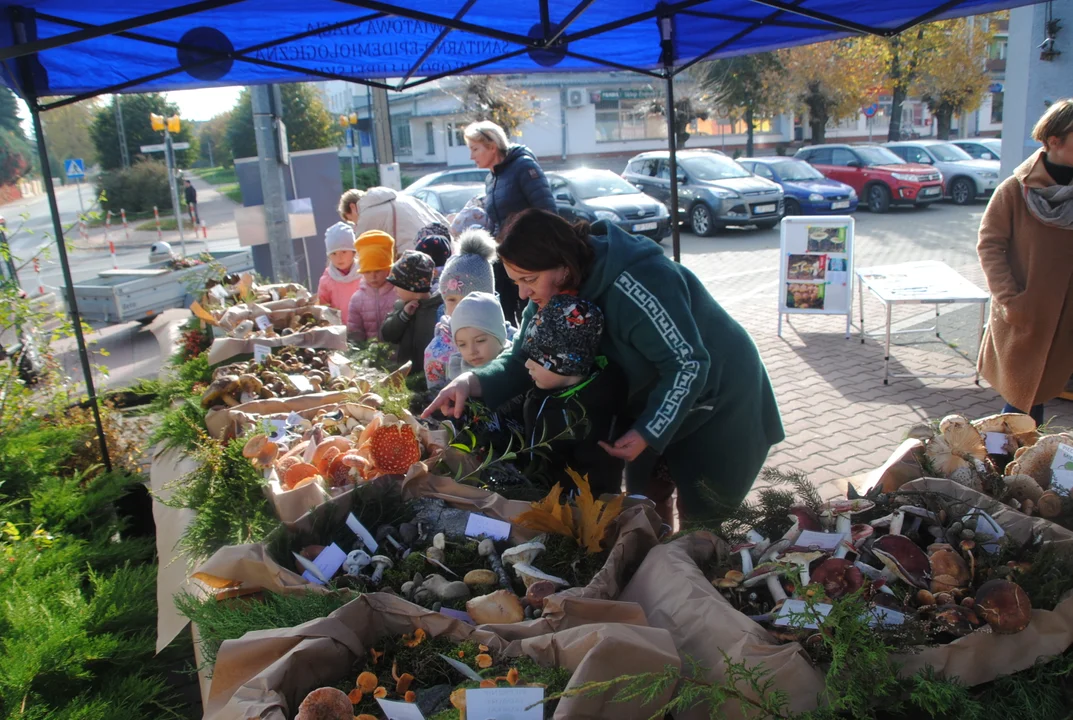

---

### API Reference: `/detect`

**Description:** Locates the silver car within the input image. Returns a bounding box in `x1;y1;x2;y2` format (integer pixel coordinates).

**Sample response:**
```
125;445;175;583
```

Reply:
623;150;783;236
884;140;1000;205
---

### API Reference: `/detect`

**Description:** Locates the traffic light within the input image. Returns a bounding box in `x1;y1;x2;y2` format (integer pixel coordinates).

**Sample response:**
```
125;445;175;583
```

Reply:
166;115;181;133
340;113;359;127
339;114;348;126
150;113;165;131
348;112;358;125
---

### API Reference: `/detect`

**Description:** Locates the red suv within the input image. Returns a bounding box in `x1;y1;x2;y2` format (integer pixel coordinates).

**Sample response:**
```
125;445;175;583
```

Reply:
794;144;944;213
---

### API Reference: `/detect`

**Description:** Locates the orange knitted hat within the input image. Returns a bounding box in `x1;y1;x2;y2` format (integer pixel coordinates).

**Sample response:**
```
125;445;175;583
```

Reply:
355;230;395;273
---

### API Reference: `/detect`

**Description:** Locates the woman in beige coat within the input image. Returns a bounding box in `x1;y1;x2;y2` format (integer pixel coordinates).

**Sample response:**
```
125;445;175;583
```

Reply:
978;99;1073;425
337;187;447;256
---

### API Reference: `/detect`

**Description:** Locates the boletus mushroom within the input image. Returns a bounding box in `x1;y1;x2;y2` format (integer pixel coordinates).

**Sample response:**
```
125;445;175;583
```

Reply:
975;579;1032;634
929;547;970;594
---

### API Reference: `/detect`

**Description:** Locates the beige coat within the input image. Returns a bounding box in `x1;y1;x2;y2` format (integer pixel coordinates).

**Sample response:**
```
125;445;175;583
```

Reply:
978;151;1073;410
353;187;447;255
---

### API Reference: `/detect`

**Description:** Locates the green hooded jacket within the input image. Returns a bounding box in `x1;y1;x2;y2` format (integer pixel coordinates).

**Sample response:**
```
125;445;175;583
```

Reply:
473;221;784;455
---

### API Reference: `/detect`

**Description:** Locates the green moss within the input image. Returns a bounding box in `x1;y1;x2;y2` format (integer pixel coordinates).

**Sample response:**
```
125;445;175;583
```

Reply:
540;534;608;589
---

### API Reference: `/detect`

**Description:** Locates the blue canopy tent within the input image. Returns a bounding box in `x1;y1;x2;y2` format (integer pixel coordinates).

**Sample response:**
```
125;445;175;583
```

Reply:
0;0;1041;466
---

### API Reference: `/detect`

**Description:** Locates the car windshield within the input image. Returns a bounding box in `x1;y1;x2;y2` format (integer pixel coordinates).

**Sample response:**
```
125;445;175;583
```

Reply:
982;140;1002;154
929;144;972;162
680;155;751;180
772;161;825;181
855;146;905;166
437;188;483;214
567;173;641;199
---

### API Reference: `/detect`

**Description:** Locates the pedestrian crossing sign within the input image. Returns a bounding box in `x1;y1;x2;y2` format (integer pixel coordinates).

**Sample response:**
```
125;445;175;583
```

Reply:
65;158;85;179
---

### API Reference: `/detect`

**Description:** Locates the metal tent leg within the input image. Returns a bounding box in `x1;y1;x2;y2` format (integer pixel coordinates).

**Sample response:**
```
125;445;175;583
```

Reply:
664;73;680;263
30;105;112;471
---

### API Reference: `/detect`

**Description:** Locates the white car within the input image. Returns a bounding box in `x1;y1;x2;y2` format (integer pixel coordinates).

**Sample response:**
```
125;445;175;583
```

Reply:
951;138;1002;161
884;140;1000;205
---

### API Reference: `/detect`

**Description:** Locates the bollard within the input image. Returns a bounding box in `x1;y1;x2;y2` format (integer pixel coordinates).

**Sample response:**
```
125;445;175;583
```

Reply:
153;206;162;241
109;240;117;269
33;256;43;296
201;220;208;239
104;210;111;247
121;208;130;242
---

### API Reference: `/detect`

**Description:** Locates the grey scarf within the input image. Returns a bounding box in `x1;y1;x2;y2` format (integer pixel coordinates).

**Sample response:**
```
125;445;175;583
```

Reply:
1025;182;1073;229
327;263;360;284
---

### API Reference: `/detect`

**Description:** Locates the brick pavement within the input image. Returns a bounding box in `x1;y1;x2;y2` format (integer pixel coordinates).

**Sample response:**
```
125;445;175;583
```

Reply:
672;207;1073;503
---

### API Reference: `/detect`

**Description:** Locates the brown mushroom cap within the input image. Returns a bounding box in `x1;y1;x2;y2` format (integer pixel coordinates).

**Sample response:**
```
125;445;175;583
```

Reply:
975;579;1032;634
787;506;822;532
926;415;987;476
872;535;930;589
1007;433;1073;489
929;603;982;637
972;412;1037;437
929;548;971;593
811;558;864;599
1003;474;1044;503
1038;491;1063;518
296;686;352;720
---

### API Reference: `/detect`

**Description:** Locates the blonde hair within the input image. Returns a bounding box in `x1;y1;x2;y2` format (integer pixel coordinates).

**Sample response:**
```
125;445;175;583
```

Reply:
463;121;510;154
1032;99;1073;146
338;188;364;221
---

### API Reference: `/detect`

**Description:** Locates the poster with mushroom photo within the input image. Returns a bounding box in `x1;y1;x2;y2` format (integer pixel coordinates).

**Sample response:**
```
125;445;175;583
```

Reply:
778;216;855;334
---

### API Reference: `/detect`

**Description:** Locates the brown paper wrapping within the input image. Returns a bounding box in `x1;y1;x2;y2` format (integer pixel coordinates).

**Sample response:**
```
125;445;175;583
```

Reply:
620;532;825;718
205;592;681;720
203;391;357;440
207;325;347;365
888;477;1073;684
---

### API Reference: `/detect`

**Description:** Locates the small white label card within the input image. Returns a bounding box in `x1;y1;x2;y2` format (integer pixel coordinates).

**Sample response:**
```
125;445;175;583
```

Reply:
328;360;341;378
267;418;288;442
1050;443;1073;491
286;411;305;428
465;687;544;720
346;512;379;552
376;698;426;720
296;542;346;585
269;288;280;301
329;352;353;376
255;314;272;330
773;599;833;629
253;343;272;364
288;374;314;393
984;432;1009;454
790;530;846;553
465;513;511;540
867;606;907;626
210;283;230;300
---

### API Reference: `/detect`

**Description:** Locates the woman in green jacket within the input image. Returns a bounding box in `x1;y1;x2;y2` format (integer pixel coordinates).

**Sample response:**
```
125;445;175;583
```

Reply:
423;209;783;524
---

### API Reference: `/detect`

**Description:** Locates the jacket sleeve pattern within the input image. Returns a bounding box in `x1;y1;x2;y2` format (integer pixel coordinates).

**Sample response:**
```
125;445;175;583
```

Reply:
612;269;711;453
379;300;411;343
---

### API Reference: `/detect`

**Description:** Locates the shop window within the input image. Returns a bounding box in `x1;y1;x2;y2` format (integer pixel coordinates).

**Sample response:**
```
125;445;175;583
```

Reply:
425;122;435;155
595;98;666;142
990;92;1004;124
446;122;466;147
392;114;412;155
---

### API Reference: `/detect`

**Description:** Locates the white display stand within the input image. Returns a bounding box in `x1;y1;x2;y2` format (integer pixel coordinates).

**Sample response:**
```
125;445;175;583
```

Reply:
777;216;855;338
855;260;990;385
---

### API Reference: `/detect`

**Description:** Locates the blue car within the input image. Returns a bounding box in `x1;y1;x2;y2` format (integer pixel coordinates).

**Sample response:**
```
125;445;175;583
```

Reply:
739;157;858;215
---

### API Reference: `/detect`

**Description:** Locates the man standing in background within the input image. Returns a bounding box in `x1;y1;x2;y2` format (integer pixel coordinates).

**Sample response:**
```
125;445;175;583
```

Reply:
184;179;199;225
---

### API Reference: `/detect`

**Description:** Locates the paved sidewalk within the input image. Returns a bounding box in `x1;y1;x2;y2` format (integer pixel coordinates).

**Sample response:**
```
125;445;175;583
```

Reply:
72;175;239;251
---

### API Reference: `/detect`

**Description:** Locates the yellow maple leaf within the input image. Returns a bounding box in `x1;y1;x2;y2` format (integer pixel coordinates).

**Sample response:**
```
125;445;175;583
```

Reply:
569;468;624;553
514;483;575;537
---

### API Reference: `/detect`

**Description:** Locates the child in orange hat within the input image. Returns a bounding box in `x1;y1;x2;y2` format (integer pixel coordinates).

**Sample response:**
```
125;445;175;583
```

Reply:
346;230;397;342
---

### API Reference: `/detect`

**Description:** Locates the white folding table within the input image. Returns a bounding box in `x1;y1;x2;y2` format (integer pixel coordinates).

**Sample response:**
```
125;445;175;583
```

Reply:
855;260;990;385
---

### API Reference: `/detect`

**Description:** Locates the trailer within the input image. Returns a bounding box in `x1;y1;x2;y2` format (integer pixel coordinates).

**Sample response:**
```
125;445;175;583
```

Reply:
69;249;255;324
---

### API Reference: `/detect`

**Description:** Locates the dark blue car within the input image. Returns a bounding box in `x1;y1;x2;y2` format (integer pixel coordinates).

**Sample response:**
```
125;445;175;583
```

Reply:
739;157;858;215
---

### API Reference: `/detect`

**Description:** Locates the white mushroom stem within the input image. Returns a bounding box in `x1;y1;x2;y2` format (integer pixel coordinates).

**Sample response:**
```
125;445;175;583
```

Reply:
739;549;755;575
746;529;770;560
766;575;788;602
889;509;906;536
835;513;852;536
854;561;896;595
833;541;853;560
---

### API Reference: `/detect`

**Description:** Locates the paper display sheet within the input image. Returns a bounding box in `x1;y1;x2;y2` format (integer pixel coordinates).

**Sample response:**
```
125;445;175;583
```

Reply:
778;217;854;328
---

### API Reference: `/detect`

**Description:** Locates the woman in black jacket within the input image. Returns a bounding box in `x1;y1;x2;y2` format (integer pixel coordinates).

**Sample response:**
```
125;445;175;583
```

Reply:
464;121;556;324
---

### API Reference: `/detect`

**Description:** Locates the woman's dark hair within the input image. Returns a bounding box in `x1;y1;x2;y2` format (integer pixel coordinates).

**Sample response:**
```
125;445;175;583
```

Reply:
496;209;596;288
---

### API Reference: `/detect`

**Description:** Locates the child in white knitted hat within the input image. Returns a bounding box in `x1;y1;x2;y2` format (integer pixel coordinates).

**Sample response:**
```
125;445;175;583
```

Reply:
424;228;514;389
317;222;361;325
447;292;512;378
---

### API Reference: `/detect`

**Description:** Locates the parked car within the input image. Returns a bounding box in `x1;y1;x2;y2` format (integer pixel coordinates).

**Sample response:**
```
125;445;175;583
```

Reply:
738;157;857;215
951;138;1002;161
403;168;490;194
884;140;1000;205
623;150;783;236
794;144;943;213
407;183;485;216
548;168;670;242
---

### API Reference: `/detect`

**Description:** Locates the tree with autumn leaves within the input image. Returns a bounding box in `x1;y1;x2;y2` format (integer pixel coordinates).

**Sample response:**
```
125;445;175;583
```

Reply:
915;19;993;139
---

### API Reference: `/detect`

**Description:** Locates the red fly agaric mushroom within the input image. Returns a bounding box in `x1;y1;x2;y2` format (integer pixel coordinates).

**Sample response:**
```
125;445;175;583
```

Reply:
872;535;930;589
743;564;790;603
929;547;970;593
975;579;1032;634
811;558;864;599
368;421;421;475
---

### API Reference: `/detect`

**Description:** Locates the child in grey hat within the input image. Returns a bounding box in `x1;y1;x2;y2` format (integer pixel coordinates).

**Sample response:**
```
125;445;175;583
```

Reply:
424;229;510;389
447;292;513;378
520;295;626;495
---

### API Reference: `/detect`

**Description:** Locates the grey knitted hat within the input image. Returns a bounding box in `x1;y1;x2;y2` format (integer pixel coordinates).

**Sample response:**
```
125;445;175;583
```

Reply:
439;228;495;297
523;294;604;377
450;292;507;346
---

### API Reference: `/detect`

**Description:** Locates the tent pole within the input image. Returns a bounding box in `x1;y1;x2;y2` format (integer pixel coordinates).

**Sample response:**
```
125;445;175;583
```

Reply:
29;105;112;471
665;73;681;263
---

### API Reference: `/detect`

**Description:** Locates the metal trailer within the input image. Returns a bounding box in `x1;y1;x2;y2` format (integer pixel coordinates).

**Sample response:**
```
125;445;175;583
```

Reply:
69;249;255;324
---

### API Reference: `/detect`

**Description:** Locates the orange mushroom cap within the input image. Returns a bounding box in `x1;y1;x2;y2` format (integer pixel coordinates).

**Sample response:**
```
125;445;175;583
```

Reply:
356;671;378;694
476;653;493;669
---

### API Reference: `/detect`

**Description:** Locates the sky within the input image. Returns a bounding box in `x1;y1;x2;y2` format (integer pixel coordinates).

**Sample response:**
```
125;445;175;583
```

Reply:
162;86;244;121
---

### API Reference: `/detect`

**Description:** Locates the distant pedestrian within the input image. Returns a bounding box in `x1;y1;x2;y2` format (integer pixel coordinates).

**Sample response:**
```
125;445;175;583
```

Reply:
184;180;199;225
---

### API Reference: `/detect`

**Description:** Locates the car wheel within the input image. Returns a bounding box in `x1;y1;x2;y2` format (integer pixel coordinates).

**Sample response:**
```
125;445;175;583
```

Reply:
950;178;975;205
867;184;891;213
783;198;802;216
755;219;780;229
690;203;717;237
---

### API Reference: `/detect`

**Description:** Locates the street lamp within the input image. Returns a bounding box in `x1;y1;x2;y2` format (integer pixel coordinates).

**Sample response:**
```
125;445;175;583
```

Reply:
339;112;359;189
150;112;186;254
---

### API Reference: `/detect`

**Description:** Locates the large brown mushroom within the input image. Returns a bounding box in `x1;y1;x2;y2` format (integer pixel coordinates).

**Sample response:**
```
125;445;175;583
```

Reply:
872;535;930;589
975;579;1032;634
810;558;864;599
929;547;970;593
296;687;352;720
1007;433;1073;489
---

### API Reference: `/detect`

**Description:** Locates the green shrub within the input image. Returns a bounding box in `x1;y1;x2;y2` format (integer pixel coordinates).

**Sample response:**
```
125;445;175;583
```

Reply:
96;158;173;214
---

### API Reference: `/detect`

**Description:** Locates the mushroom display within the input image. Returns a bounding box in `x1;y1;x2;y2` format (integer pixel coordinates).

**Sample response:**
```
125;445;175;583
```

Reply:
872;535;930;589
296;687;352;720
975;579;1032;634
